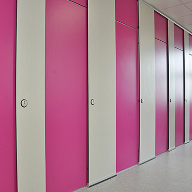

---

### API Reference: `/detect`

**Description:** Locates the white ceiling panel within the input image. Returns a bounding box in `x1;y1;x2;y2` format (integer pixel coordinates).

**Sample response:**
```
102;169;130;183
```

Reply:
175;15;192;25
184;25;192;31
162;5;191;18
180;0;192;4
185;2;192;10
143;0;182;10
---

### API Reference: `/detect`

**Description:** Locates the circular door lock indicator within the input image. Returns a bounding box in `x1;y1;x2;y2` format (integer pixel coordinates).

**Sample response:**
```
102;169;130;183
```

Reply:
21;99;28;108
91;99;95;105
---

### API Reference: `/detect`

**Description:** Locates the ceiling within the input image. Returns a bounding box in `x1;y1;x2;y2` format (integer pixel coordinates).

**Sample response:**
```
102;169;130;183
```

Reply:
143;0;192;34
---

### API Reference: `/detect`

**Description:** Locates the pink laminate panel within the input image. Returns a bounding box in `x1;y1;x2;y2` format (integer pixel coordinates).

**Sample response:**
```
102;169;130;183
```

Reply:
116;22;139;172
115;0;138;29
174;25;184;50
63;0;87;7
190;56;192;140
154;12;168;43
0;1;17;191
155;40;168;155
189;34;192;55
72;0;87;7
46;1;87;192
175;48;184;146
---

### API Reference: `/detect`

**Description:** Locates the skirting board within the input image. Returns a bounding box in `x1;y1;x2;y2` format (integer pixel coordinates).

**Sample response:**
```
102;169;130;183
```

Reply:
88;173;117;187
139;156;156;165
169;146;176;152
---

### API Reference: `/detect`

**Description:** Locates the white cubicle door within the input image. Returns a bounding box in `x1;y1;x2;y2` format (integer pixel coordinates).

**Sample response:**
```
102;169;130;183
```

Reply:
168;20;176;151
139;1;156;164
88;0;116;186
16;0;46;191
184;31;190;143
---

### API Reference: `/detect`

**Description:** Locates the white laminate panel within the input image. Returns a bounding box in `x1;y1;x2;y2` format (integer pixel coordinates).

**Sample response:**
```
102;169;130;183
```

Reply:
139;1;156;164
16;0;46;191
88;0;116;186
184;31;190;143
168;20;176;150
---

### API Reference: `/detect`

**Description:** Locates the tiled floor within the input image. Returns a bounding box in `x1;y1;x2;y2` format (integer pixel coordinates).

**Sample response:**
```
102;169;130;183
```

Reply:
77;141;192;192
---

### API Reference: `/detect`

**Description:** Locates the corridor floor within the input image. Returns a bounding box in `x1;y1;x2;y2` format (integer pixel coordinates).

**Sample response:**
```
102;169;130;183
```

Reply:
77;141;192;192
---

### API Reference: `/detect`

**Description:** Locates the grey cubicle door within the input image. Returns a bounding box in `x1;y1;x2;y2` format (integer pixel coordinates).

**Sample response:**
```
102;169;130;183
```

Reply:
16;0;46;191
139;1;156;164
88;0;116;186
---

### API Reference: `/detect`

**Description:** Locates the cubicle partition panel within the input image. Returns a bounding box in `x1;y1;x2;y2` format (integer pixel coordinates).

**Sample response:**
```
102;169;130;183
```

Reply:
46;0;88;191
174;25;184;147
73;0;87;7
116;0;139;172
154;12;168;156
0;1;17;191
115;0;138;29
189;35;192;55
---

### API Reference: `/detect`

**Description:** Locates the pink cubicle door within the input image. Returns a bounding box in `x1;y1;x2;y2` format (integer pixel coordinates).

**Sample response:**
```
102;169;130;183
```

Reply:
115;0;138;29
154;12;168;156
189;35;192;140
0;1;17;191
155;40;168;155
174;25;184;147
189;34;192;55
174;25;184;50
116;0;139;173
155;12;167;42
45;0;87;191
116;21;139;172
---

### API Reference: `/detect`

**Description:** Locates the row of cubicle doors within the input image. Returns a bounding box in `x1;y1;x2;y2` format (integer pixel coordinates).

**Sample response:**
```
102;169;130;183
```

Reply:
14;0;191;191
139;1;191;164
